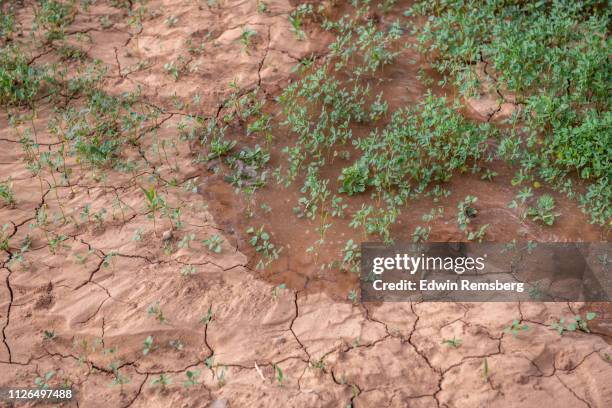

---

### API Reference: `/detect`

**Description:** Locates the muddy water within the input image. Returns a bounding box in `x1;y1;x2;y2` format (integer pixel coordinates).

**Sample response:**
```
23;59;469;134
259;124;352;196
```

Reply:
199;14;608;310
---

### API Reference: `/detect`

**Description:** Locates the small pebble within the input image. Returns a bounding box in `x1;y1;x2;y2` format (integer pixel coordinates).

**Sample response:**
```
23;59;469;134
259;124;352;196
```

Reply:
162;230;173;241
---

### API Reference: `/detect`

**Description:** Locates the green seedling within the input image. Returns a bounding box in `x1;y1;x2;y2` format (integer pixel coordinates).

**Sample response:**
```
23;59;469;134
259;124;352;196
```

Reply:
0;179;15;206
504;320;528;338
412;226;431;243
141;186;166;235
43;330;56;341
202;234;223;253
216;365;227;387
274;364;284;385
132;228;143;242
178;233;196;249
257;1;267;14
527;194;560;226
184;370;200;388
247;226;282;269
147;301;168;324
338;164;369;196
271;283;286;300
142;335;154;355
311;358;326;372
347;289;358;305
331;196;347;218
240;27;257;51
201;306;214;325
151;374;172;388
165;15;178;27
341;240;360;273
47;234;69;254
550;312;597;335
457;195;478;232
169;339;184;351
483;358;489;383
180;265;197;277
35;371;55;389
442;337;462;348
100;15;113;29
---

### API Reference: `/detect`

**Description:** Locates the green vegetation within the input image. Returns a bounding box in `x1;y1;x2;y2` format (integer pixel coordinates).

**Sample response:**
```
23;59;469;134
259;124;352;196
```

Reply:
442;337;462;348
147;301;168;324
527;194;560;226
35;371;55;389
247;225;282;269
0;179;15;206
0;1;608;401
0;45;47;107
142;335;154;355
409;0;611;225
550;312;597;335
504;319;529;338
183;370;201;388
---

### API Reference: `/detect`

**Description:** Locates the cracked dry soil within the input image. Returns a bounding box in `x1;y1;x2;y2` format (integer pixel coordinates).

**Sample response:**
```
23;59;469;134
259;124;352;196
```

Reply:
0;1;611;407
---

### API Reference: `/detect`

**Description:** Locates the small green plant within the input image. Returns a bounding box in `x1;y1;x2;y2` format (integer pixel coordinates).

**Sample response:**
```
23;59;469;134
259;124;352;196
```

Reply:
132;228;143;241
43;330;56;341
165;15;178;27
201;306;214;325
147;301;168;324
457;196;489;241
216;365;227;387
142;335;154;355
208;135;236;160
0;224;10;252
246;226;282;269
271;283;286;300
184;370;200;388
550;312;597;335
0;179;15;206
257;1;268;13
35;371;55;389
178;233;196;249
100;15;113;29
289;14;305;40
338;164;369;196
180;265;197;277
169;339;184;351
504;320;528;338
311;357;326;372
527;194;560;226
347;289;358;305
163;61;180;81
442;337;462;348
457;195;478;232
47;234;69;254
274;364;284;385
202;234;223;253
110;359;130;390
412;226;431;243
151;373;172;388
141;186;166;235
483;358;489;383
240;27;257;51
341;240;360;273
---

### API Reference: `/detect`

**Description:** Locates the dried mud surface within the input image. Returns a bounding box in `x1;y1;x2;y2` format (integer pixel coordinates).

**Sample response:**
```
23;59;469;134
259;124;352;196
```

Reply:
0;1;611;407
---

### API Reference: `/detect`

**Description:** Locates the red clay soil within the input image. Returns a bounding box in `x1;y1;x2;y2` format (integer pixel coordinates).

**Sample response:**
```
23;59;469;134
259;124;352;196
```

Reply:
0;1;610;407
